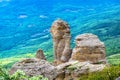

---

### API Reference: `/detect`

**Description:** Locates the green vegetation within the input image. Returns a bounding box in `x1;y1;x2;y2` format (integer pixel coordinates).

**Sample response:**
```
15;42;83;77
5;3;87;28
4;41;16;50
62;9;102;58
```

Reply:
107;53;120;66
1;53;120;69
79;65;120;80
1;62;120;80
67;65;77;71
0;1;120;59
67;62;79;71
0;53;120;80
0;66;48;80
0;53;35;69
0;1;120;80
104;36;120;56
0;52;53;69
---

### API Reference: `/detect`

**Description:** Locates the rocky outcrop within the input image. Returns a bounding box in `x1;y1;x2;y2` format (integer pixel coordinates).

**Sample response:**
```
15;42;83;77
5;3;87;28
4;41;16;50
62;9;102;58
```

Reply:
70;33;106;63
36;49;46;60
55;61;106;80
50;19;72;65
10;19;108;80
9;59;106;80
9;59;57;80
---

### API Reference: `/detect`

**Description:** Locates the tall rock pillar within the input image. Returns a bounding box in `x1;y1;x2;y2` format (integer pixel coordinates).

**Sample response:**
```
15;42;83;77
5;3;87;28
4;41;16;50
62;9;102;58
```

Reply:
50;19;72;65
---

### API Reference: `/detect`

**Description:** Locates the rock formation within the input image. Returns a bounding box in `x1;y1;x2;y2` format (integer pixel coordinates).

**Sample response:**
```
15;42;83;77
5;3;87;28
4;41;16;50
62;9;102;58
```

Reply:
9;59;106;80
10;20;107;80
55;61;106;80
36;49;46;60
70;33;106;63
9;59;57;80
50;19;72;65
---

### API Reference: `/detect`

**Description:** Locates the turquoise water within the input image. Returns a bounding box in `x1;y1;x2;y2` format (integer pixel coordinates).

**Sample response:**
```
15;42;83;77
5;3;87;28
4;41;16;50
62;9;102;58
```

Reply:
0;0;120;59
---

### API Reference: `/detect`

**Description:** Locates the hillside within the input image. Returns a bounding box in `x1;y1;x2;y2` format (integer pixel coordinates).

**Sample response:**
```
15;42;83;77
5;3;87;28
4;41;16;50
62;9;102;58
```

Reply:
0;0;120;60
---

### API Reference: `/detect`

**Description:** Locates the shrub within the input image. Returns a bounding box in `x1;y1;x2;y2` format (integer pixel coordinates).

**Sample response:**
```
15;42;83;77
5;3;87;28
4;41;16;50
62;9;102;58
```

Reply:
0;66;48;80
0;66;11;80
79;65;120;80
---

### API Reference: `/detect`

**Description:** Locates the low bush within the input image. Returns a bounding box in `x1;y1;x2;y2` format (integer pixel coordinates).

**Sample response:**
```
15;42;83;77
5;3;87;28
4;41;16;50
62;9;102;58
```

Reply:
79;65;120;80
0;66;48;80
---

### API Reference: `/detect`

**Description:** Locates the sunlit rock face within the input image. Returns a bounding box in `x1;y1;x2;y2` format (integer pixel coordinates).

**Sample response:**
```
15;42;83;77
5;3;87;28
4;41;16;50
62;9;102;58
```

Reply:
50;19;72;65
70;33;106;64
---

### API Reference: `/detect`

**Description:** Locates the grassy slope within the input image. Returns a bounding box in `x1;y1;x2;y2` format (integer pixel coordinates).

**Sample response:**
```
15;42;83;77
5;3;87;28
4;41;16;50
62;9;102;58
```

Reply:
0;53;120;69
69;5;120;56
0;50;54;68
0;2;120;58
0;53;35;68
107;54;120;65
79;65;120;80
0;54;120;80
0;1;120;69
1;64;120;80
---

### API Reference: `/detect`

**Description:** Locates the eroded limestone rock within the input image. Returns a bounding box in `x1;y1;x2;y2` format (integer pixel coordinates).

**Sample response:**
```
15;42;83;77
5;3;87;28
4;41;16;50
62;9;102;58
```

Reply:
50;19;72;65
9;59;106;80
70;33;106;63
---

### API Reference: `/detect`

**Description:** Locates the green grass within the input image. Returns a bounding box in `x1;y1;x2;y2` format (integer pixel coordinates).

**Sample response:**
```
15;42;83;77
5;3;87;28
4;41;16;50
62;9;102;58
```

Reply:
0;53;35;69
0;66;48;80
0;58;120;80
0;51;54;69
79;65;120;80
107;53;120;66
1;53;120;69
0;53;120;80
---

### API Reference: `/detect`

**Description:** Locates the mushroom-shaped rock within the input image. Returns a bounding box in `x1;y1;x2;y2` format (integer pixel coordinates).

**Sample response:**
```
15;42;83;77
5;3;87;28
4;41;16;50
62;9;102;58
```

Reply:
50;19;72;65
36;49;46;60
70;33;106;64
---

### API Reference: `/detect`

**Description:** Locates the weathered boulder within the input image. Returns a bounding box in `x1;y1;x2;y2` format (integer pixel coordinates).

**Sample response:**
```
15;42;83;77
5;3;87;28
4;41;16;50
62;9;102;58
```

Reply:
9;58;57;80
70;33;106;63
36;49;46;60
50;19;72;65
